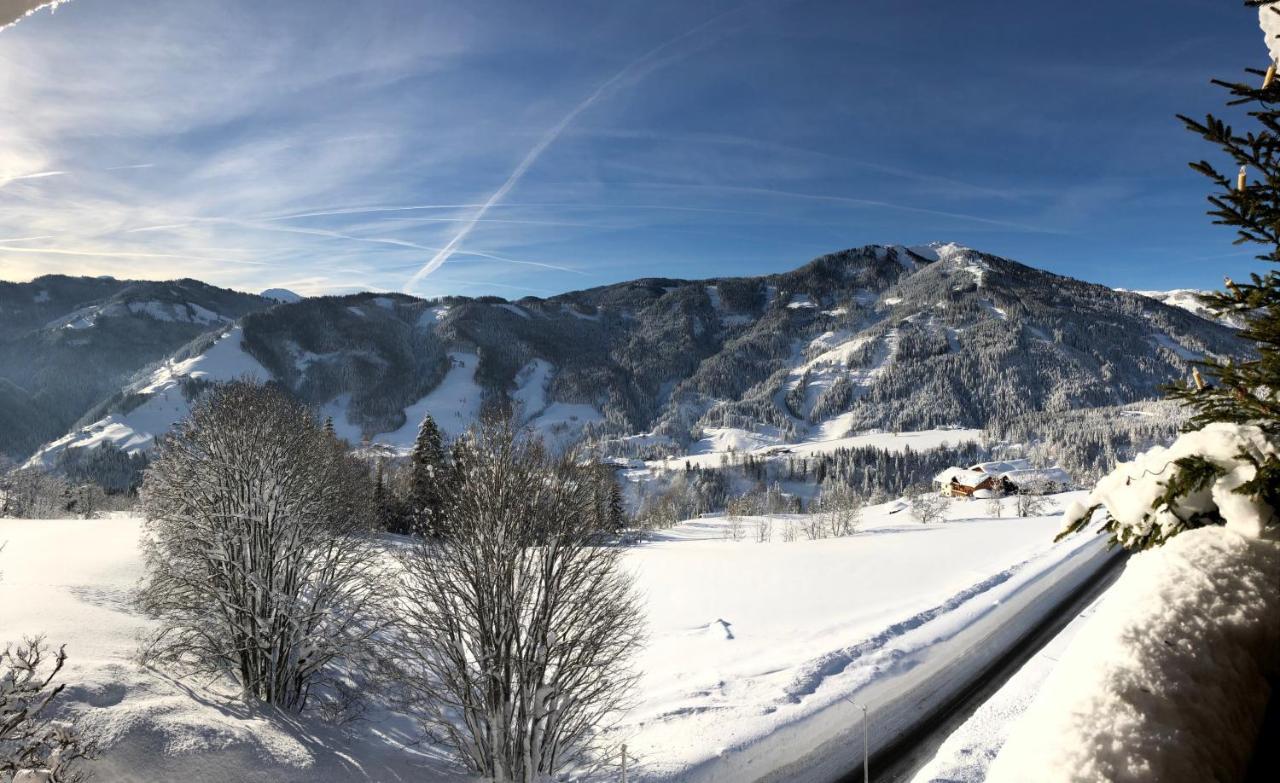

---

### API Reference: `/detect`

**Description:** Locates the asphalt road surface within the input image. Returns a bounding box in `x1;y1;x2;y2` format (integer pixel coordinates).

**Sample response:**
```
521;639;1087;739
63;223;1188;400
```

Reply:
836;551;1128;783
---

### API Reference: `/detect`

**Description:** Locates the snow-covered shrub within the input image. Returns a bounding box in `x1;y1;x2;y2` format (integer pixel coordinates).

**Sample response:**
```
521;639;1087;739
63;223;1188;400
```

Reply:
989;526;1280;783
0;469;69;520
1059;422;1279;550
0;639;92;783
1013;492;1046;517
909;490;948;524
136;381;386;711
393;420;643;782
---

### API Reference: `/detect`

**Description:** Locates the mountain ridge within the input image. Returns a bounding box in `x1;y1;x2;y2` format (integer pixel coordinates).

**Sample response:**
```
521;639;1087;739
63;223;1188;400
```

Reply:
9;243;1248;474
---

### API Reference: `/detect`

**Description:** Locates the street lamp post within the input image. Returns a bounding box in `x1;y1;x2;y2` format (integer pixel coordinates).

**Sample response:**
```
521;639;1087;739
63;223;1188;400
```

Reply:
860;702;869;783
842;696;871;783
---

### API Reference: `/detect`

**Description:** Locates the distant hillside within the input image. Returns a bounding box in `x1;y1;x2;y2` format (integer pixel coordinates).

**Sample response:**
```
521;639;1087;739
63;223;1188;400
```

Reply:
20;244;1249;472
0;276;271;459
1122;288;1247;329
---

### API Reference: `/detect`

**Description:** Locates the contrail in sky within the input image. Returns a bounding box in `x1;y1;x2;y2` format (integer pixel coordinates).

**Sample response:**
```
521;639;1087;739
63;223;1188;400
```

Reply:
402;3;755;293
0;1;71;33
0;170;64;188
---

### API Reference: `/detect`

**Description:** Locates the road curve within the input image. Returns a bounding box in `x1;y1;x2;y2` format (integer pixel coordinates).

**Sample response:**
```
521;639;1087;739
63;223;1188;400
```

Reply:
837;549;1129;783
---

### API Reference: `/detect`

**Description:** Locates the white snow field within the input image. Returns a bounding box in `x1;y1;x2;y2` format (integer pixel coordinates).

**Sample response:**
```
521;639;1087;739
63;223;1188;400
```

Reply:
0;516;463;783
0;493;1111;782
618;494;1111;782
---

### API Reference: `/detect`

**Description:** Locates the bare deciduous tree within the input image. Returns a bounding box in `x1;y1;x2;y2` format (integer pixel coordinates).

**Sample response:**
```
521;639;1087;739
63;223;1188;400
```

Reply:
800;513;827;541
725;514;745;542
0;468;70;520
0;638;93;783
801;485;864;540
780;520;798;543
393;420;643;782
754;515;773;543
815;484;864;537
986;493;1005;518
137;381;386;711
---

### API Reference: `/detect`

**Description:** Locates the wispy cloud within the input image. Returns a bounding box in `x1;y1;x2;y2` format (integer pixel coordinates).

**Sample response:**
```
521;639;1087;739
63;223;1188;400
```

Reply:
402;1;761;293
0;0;1243;296
624;182;1065;234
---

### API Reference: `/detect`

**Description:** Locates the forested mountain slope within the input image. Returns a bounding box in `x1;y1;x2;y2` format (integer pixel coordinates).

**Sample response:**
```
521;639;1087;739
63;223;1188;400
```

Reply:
20;244;1248;469
0;276;271;459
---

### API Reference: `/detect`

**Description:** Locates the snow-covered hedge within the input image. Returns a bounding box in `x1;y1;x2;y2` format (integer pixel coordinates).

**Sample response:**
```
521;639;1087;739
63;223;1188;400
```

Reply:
989;422;1280;781
989;526;1280;782
1061;422;1278;547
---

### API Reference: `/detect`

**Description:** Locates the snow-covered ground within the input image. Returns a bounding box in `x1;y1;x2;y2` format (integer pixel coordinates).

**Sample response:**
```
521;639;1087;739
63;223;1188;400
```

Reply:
618;494;1110;781
0;516;462;783
988;525;1280;783
0;492;1109;782
646;426;983;471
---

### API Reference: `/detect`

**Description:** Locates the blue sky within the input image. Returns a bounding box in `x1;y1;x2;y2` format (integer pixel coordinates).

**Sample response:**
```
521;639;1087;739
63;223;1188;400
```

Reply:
0;0;1268;298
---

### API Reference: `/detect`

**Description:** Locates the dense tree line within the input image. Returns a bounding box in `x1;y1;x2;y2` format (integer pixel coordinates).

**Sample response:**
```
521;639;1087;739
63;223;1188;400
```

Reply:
0;459;134;520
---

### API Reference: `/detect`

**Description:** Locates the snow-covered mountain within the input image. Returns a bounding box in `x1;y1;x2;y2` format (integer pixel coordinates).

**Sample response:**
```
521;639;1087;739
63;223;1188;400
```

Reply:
18;244;1248;470
1122;288;1247;329
0;277;271;460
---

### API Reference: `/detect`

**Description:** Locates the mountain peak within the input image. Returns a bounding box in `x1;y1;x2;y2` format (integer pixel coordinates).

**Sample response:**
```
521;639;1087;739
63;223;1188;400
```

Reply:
261;288;303;304
901;242;974;263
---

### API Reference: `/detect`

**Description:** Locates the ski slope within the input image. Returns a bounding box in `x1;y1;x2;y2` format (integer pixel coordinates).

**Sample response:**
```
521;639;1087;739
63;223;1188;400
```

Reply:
0;492;1109;782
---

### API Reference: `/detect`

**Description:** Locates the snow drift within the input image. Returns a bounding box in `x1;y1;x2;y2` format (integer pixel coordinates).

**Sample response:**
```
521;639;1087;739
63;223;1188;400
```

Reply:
1062;422;1279;543
989;526;1280;782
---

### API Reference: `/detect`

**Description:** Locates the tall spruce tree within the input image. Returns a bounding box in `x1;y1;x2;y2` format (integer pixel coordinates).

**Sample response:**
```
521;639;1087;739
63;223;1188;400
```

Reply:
1061;1;1280;547
410;414;449;537
1161;2;1280;524
608;478;626;533
373;457;390;531
1172;2;1280;432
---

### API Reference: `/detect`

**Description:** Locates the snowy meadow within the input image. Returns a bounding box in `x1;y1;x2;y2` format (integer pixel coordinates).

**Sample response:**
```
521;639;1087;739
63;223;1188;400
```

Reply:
0;491;1111;782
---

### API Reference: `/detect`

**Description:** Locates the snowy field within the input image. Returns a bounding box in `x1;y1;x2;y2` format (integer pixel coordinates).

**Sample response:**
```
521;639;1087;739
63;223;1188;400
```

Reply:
0;493;1111;782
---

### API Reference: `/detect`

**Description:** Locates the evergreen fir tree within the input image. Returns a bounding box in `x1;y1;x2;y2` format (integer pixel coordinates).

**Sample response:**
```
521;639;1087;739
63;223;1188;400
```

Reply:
1061;2;1280;547
411;414;449;537
1160;3;1280;530
373;457;390;531
608;479;626;533
1171;3;1280;436
324;416;336;439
